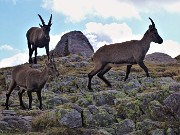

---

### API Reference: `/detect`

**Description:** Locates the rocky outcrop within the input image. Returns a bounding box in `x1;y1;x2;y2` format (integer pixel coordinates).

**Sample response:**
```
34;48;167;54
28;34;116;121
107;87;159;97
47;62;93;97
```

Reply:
52;31;94;57
0;54;180;134
175;55;180;62
145;52;177;64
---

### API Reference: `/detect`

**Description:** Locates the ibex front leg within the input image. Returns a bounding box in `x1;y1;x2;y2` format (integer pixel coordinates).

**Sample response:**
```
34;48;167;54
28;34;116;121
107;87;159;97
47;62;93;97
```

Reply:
138;62;150;77
27;91;32;109
36;91;42;110
45;45;49;60
18;89;26;109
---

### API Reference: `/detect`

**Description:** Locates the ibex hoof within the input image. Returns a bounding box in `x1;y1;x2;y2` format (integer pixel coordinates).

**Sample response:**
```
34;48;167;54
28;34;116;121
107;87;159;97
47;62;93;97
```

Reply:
88;87;93;92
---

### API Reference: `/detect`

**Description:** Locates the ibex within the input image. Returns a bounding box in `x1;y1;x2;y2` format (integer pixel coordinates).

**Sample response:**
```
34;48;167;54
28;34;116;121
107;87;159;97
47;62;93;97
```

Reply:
26;14;52;64
5;58;59;110
88;17;163;90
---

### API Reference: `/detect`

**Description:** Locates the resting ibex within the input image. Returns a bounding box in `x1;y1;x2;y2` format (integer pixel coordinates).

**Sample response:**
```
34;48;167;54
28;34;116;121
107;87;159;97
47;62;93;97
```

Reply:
26;14;52;64
5;58;59;110
88;17;163;90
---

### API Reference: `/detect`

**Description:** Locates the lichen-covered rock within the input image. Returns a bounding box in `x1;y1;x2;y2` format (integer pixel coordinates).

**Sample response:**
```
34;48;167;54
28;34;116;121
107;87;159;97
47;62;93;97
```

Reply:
123;79;141;96
83;105;116;127
57;108;82;128
93;90;126;106
118;100;142;121
154;77;175;90
137;119;165;134
115;119;135;135
0;110;32;132
148;100;165;121
140;77;155;88
166;128;179;135
168;82;180;92
163;92;180;120
149;129;165;135
136;90;171;114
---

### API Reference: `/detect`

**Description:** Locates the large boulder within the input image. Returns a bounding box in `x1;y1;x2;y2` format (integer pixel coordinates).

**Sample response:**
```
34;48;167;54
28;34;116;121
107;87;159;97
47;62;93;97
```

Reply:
52;31;94;57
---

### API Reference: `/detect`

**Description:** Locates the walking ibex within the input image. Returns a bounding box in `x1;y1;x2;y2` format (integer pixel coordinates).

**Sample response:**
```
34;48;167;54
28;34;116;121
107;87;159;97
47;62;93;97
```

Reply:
26;14;52;64
5;57;59;110
88;17;163;90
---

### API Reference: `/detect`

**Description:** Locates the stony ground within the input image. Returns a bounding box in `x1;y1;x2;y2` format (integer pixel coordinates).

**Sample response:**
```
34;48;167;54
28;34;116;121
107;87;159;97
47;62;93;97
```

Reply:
0;54;180;135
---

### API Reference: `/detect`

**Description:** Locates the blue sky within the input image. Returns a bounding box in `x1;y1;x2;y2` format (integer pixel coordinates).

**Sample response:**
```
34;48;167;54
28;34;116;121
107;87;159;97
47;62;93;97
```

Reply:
0;0;180;68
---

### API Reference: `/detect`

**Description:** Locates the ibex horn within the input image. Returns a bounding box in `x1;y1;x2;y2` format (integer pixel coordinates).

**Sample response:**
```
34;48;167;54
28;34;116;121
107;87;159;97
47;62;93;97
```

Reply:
48;14;52;26
149;17;155;27
38;14;45;26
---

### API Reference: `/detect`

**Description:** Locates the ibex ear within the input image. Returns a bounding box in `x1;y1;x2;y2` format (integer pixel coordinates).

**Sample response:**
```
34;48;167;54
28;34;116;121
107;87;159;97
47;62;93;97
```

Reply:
149;25;154;31
39;24;43;28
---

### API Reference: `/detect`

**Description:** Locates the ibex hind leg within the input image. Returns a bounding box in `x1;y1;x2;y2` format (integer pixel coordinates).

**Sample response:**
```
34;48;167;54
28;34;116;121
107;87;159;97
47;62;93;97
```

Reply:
36;91;42;110
124;65;132;81
18;89;26;109
97;65;112;87
88;63;107;91
34;48;37;64
27;91;32;110
28;41;33;63
5;81;16;110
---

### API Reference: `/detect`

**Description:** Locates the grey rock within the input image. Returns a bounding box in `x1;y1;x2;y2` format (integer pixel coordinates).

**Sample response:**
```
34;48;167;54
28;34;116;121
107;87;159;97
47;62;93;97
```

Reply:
115;119;135;135
0;121;9;130
137;119;164;133
2;110;17;116
83;106;116;127
140;77;154;88
150;129;165;135
123;79;141;96
93;90;125;106
58;108;82;128
163;92;180;120
169;82;180;92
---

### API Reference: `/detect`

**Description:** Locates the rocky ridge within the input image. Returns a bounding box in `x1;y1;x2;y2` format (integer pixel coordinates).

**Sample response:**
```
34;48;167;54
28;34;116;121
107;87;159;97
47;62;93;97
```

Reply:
0;54;179;135
145;52;177;64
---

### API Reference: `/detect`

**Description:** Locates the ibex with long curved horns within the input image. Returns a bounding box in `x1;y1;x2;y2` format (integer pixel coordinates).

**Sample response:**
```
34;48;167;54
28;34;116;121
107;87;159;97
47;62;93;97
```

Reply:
26;14;52;64
88;17;163;91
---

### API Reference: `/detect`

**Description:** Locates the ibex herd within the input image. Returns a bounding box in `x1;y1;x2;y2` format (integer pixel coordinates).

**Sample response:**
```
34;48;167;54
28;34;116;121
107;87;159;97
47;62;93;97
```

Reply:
5;16;163;110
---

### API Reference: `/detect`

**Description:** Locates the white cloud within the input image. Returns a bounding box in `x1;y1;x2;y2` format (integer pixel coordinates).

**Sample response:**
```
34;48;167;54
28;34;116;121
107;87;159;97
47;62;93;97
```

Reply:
42;0;180;23
0;44;21;53
42;0;140;22
163;2;180;13
0;45;14;51
49;34;62;50
84;22;141;50
84;22;180;57
0;53;28;68
127;0;180;13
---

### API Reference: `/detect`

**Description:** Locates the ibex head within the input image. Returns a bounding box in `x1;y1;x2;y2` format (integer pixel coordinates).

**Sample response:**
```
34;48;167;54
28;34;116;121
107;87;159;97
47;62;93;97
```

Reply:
148;17;163;44
38;14;52;40
45;53;59;77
